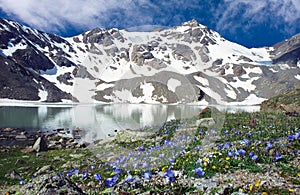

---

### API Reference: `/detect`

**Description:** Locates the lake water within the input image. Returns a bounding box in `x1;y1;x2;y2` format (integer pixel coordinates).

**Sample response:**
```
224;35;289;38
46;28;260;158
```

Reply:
0;103;260;142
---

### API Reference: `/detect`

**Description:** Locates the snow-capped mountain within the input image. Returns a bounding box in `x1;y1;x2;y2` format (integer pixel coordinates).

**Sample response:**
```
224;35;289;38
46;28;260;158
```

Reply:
0;18;299;105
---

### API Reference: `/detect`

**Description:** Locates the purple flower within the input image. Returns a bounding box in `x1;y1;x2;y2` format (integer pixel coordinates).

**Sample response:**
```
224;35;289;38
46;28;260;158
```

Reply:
224;129;229;134
94;173;102;181
295;132;300;139
19;180;25;185
142;162;149;169
199;129;204;134
195;167;205;178
142;170;152;180
104;175;118;188
275;152;283;161
246;131;251;137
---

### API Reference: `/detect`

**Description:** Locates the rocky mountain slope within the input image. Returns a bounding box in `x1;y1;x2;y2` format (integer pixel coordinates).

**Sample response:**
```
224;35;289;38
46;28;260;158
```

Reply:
0;18;299;104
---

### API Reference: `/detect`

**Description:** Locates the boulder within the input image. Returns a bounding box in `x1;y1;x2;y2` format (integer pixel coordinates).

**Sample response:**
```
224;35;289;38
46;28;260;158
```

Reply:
32;136;48;152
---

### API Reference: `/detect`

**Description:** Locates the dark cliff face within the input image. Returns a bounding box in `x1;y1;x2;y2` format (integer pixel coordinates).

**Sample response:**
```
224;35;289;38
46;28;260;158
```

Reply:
271;33;300;67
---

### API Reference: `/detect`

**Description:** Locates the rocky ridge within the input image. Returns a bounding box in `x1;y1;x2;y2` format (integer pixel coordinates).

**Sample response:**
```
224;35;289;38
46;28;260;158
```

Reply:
0;18;299;104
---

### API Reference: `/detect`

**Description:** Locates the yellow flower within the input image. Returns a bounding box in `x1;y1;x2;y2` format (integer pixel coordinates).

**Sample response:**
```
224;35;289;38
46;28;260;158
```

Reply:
162;166;168;172
204;162;207;166
251;146;255;150
261;192;268;195
212;165;216;170
249;185;253;192
255;179;261;187
288;188;295;193
225;165;229;169
297;172;300;177
203;157;209;162
226;157;230;161
278;170;283;175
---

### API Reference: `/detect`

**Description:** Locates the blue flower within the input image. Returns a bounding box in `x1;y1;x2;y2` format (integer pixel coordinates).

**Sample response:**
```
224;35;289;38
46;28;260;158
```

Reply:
104;175;118;188
227;150;233;157
241;138;249;145
195;167;205;178
266;142;273;150
199;129;204;134
275;152;283;161
94;173;102;181
246;131;251;137
295;132;300;139
113;167;122;175
19;180;25;185
142;162;149;169
138;146;145;151
164;169;176;183
288;134;295;141
142;170;152;180
224;129;229;134
83;172;89;179
91;165;95;170
125;174;134;182
238;149;246;156
249;151;258;161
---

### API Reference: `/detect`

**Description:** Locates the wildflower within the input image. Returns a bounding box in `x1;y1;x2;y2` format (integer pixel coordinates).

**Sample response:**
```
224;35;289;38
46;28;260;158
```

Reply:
125;174;134;182
199;129;204;134
261;192;268;195
164;169;176;183
249;184;253;192
288;134;295;141
138;146;145;151
83;172;88;179
238;149;246;156
113;167;122;174
298;172;300;177
246;131;251;137
104;175;118;188
142;170;152;180
203;157;209;163
227;150;233;157
225;165;229;169
224;129;229;134
241;138;249;145
90;165;95;170
195;167;205;178
212;165;216;170
288;188;295;193
94;173;102;181
19;180;25;185
196;158;202;164
275;152;282;161
249;151;258;161
266;142;272;150
255;179;261;187
226;157;230;161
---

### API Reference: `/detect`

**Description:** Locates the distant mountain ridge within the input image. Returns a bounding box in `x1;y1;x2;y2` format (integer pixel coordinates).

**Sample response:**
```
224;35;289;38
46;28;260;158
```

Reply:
0;18;299;104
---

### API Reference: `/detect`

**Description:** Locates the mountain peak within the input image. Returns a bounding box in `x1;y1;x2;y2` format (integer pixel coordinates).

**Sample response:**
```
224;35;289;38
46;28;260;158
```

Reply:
181;19;200;27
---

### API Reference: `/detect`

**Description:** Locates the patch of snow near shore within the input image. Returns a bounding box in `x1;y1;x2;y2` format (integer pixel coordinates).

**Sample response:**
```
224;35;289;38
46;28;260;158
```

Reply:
38;89;48;101
167;78;181;92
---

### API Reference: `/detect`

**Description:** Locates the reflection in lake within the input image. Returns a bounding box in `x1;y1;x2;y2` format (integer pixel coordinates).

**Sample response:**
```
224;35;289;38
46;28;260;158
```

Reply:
0;104;260;142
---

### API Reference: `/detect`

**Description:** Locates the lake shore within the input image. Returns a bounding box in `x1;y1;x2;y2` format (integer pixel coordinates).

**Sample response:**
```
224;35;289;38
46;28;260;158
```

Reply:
1;110;299;194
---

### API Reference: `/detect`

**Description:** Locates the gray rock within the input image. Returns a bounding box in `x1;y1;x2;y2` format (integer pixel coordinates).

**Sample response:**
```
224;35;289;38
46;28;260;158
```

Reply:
196;118;216;127
32;136;48;152
34;165;52;176
5;170;21;179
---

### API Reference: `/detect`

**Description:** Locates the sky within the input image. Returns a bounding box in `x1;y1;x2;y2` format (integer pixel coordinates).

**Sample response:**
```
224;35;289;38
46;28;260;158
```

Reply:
0;0;299;48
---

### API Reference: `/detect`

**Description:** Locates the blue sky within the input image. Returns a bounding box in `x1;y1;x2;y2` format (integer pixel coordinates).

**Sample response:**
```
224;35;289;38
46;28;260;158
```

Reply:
0;0;299;48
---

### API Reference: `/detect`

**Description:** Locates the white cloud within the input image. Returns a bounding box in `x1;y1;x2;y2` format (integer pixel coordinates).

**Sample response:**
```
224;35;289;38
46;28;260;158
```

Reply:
0;0;299;38
214;0;300;34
